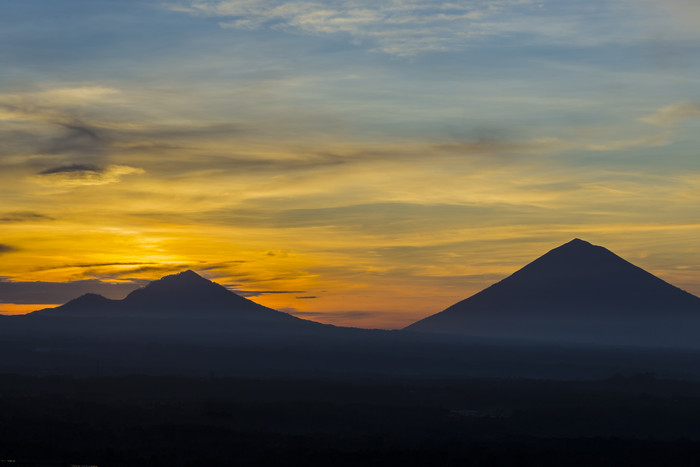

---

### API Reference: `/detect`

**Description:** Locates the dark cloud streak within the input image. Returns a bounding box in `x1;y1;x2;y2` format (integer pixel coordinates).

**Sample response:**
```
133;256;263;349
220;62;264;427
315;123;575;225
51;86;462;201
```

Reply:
290;310;383;320
59;122;101;141
0;244;17;254
1;93;555;181
82;264;194;279
38;164;103;175
232;289;305;297
42;120;107;158
33;261;160;272
0;212;54;223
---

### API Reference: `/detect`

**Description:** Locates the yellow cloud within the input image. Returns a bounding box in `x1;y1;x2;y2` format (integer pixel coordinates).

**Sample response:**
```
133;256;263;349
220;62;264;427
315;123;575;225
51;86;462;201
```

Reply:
586;133;670;151
641;103;700;128
0;85;120;109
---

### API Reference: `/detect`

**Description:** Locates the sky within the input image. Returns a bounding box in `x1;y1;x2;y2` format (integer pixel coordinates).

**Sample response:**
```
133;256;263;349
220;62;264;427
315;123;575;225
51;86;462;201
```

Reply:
1;0;700;328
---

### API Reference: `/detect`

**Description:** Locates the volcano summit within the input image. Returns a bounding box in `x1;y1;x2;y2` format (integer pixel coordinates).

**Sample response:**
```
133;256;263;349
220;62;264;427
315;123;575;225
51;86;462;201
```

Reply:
406;239;700;347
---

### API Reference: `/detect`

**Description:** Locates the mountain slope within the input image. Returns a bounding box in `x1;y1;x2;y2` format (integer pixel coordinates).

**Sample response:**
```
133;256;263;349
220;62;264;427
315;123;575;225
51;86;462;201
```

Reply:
406;239;700;346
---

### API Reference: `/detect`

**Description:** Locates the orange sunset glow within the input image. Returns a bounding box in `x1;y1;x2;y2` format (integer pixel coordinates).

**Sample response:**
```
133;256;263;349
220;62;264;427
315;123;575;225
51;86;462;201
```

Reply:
2;1;700;328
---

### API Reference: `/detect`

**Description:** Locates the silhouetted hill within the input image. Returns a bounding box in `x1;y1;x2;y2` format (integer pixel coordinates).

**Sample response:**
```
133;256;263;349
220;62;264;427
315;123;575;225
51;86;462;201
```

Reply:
20;270;324;340
406;239;700;346
34;270;300;318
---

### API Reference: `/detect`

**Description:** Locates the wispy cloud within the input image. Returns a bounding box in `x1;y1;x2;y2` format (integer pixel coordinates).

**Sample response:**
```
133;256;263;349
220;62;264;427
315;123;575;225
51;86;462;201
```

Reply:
166;0;700;55
641;103;700;128
34;164;144;187
79;264;195;280
0;86;120;118
586;133;671;151
0;86;121;140
233;289;305;297
0;86;119;169
33;262;162;272
165;0;539;55
633;0;700;40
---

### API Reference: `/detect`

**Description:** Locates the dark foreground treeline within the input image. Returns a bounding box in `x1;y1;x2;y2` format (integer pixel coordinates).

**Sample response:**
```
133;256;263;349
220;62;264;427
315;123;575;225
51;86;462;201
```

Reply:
3;374;700;466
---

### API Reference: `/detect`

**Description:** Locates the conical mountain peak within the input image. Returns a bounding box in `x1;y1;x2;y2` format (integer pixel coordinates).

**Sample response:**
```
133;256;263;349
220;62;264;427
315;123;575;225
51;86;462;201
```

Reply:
502;238;635;289
562;238;592;248
537;237;610;259
406;239;700;345
478;238;682;302
71;292;111;304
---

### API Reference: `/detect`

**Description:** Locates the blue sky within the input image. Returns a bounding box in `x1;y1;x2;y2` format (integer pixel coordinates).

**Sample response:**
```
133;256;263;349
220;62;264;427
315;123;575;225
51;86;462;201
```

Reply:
1;0;700;327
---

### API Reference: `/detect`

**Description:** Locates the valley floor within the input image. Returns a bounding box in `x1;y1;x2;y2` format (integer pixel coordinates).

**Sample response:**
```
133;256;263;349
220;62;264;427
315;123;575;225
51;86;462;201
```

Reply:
3;374;700;466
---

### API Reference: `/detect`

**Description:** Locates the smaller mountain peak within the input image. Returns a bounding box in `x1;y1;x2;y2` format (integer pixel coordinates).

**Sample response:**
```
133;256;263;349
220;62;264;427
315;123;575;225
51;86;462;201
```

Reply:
73;292;109;302
159;269;208;283
64;292;112;308
28;292;113;316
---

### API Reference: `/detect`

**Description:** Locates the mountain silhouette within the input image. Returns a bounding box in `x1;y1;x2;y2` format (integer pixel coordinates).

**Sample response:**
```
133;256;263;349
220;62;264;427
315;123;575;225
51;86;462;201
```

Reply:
406;239;700;346
25;270;322;338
